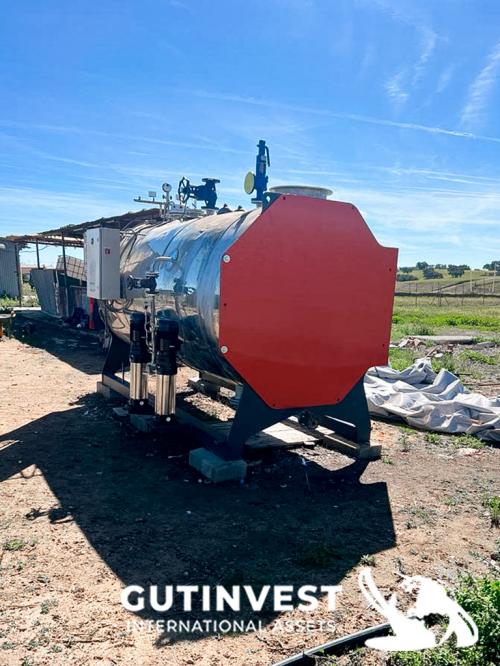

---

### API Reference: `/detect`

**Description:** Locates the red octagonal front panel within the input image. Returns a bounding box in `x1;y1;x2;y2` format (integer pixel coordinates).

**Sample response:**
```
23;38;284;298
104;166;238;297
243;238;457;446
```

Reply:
220;195;398;409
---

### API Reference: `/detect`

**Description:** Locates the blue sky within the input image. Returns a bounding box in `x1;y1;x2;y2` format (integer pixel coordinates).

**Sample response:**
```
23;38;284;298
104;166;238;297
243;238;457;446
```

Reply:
1;0;500;268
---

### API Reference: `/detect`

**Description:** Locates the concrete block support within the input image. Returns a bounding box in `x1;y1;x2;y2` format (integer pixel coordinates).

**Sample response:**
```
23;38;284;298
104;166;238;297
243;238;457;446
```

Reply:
96;381;122;401
189;448;247;482
130;413;157;433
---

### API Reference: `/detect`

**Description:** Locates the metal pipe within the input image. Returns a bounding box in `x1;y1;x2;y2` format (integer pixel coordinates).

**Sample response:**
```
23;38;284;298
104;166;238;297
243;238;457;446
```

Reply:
272;623;391;666
61;234;70;317
155;374;176;418
14;243;23;307
129;362;148;401
149;294;156;368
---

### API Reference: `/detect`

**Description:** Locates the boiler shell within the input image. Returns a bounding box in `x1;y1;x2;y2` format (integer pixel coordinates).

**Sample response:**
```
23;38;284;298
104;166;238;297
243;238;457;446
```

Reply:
106;208;261;382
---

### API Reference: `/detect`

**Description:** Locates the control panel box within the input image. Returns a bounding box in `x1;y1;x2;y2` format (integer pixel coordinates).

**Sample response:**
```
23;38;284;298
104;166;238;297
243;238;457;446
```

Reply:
85;227;121;299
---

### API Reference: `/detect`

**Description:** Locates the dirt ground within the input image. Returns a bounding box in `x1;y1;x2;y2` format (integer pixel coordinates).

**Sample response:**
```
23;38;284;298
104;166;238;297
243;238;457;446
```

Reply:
0;319;499;666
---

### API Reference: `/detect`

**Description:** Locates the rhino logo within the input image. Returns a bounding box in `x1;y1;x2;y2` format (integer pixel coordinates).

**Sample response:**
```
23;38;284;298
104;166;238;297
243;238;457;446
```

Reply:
358;568;478;652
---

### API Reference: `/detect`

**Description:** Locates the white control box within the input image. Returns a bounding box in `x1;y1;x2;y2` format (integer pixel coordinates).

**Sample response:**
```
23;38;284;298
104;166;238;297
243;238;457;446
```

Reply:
84;227;121;299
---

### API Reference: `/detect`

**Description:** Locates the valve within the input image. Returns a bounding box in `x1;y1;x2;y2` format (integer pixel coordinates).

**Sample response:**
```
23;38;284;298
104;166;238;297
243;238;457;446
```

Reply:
244;139;270;204
177;177;220;210
126;272;158;294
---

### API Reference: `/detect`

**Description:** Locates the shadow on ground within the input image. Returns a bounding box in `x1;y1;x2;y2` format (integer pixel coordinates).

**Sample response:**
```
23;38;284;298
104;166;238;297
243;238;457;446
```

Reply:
0;387;395;643
10;311;103;375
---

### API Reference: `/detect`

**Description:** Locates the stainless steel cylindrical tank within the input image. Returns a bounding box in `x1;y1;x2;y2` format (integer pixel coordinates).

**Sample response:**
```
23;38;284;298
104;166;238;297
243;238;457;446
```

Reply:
105;208;262;381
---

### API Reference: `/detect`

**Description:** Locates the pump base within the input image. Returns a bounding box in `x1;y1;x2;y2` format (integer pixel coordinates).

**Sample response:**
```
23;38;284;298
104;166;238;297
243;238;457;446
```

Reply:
129;412;180;434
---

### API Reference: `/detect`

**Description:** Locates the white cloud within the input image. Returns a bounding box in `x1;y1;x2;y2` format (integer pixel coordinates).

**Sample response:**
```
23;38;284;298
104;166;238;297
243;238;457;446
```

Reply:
384;28;436;107
281;164;500;188
0;186;130;234
461;41;500;128
184;89;500;145
436;64;455;94
335;183;500;236
412;28;437;85
0;119;247;155
6;90;500;148
385;71;409;107
359;43;376;77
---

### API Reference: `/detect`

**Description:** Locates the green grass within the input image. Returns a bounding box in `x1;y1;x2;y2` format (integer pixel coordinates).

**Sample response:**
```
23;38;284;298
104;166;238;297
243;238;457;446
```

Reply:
0;283;39;308
40;599;58;615
389;349;457;373
360;554;376;566
392;297;500;341
461;350;498;365
431;352;456;373
407;505;436;525
482;496;500;528
389;348;417;371
425;432;485;449
398;323;436;336
0;295;17;308
399;432;411;451
389;576;500;666
452;434;485;450
3;538;26;551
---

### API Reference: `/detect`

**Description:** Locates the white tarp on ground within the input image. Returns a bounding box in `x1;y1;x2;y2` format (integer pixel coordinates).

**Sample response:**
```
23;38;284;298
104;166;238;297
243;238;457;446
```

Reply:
365;358;500;442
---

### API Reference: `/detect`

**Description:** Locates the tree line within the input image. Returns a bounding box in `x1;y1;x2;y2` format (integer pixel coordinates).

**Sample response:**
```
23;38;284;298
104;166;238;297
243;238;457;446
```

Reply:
396;260;499;282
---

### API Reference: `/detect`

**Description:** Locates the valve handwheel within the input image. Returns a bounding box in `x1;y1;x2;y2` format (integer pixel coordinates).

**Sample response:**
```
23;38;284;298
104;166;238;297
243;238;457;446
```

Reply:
177;177;190;205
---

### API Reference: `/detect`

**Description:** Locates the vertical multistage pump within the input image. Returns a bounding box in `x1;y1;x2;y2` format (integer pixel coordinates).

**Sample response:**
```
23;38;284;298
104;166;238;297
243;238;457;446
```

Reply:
154;318;180;422
129;312;150;413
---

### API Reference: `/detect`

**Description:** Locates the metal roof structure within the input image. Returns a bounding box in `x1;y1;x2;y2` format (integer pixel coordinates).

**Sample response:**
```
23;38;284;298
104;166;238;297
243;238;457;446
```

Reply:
39;207;162;238
4;208;163;307
6;233;84;248
6;207;162;248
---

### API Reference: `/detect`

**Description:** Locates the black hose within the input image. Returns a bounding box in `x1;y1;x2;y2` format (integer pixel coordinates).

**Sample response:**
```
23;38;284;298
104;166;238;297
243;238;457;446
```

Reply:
271;623;391;665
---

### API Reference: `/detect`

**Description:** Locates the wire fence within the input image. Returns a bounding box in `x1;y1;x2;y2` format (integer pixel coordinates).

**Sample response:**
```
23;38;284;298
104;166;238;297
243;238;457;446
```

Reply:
395;276;500;306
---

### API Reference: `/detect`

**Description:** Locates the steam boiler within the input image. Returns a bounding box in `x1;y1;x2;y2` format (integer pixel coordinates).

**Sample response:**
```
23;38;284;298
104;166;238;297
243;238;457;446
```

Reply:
93;142;398;470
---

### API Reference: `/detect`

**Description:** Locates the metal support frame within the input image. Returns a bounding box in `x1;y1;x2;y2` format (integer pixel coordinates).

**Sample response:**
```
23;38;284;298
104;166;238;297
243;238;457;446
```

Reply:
214;378;370;461
13;242;23;307
101;337;374;463
103;335;131;380
61;233;70;318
